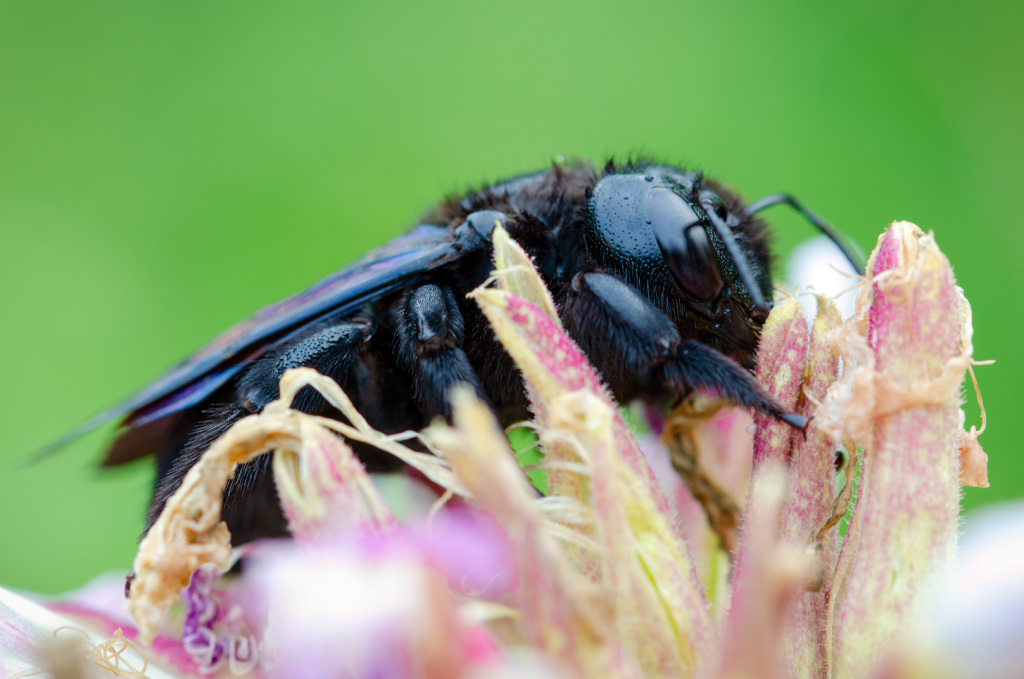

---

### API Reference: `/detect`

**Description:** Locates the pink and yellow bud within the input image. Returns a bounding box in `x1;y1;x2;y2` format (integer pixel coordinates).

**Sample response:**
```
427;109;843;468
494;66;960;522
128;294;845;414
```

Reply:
823;222;982;677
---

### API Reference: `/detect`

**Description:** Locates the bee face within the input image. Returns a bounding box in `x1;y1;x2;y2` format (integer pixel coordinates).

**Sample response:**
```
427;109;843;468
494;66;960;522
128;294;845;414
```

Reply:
585;167;770;341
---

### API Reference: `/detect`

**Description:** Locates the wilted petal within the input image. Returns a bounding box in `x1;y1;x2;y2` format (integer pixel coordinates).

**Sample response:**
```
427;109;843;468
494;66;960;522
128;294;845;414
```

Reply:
957;429;989;488
128;368;454;644
127;409;314;643
128;422;237;644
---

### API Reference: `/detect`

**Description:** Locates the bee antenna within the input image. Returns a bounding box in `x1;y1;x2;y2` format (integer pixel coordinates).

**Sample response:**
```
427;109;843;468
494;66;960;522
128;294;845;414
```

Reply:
745;194;865;275
705;206;769;310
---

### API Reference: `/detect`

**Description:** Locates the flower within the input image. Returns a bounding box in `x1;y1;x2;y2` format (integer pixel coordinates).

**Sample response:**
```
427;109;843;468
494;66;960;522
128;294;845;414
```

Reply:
1;221;996;679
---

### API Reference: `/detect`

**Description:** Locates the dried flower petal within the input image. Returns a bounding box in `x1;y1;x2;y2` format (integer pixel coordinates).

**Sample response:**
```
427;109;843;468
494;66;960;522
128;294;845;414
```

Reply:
818;223;977;450
957;429;989;489
129;368;458;644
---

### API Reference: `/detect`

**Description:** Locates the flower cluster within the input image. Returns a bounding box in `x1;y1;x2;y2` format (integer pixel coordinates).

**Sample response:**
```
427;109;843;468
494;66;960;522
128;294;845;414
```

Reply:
0;222;997;679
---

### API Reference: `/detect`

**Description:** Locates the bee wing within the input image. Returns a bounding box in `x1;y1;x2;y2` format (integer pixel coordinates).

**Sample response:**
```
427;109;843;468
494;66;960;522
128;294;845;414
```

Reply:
36;225;471;461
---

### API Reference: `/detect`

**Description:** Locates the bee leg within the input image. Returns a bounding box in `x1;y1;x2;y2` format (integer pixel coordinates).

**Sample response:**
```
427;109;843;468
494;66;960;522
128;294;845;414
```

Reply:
562;272;681;389
236;317;375;414
745;193;865;275
663;341;807;429
563;271;805;429
147;318;375;544
395;283;488;418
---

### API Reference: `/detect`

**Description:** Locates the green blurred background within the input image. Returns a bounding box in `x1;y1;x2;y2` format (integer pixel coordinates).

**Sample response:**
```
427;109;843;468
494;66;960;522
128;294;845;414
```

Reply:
2;0;1021;593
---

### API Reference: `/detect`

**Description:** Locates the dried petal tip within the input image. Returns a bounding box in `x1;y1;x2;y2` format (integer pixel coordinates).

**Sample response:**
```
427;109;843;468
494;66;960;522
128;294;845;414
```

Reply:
819;221;983;455
957;429;989;488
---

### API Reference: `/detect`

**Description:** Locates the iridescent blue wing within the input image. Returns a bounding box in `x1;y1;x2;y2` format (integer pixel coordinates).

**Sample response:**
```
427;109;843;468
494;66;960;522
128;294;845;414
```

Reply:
37;224;473;460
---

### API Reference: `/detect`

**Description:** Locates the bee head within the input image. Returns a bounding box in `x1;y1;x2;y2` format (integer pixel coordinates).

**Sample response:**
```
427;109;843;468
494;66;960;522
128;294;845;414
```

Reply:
585;166;770;303
585;167;773;341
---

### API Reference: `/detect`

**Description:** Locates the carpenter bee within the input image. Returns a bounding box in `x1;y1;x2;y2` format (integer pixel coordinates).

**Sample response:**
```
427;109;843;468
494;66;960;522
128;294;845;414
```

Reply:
47;159;862;544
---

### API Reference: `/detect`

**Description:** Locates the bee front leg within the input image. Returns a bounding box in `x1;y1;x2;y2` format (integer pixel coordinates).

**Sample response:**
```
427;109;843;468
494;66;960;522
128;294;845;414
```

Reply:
662;340;807;429
563;271;805;429
561;272;681;388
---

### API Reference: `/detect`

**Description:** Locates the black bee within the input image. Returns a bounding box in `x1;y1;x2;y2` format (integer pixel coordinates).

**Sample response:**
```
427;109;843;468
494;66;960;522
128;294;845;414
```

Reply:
49;159;861;544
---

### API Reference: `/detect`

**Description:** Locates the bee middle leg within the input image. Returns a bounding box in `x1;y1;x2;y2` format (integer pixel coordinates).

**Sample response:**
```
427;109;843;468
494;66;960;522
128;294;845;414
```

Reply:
393;283;488;419
562;271;805;428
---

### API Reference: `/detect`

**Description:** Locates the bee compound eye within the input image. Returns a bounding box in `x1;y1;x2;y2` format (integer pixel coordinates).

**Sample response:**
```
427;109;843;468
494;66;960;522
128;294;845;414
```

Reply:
648;188;723;302
714;201;729;221
677;225;723;301
700;191;729;221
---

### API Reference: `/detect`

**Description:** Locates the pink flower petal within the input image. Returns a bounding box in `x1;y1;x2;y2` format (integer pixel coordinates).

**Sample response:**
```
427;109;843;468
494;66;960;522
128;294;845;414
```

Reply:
273;422;397;541
829;222;973;676
723;299;812;678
